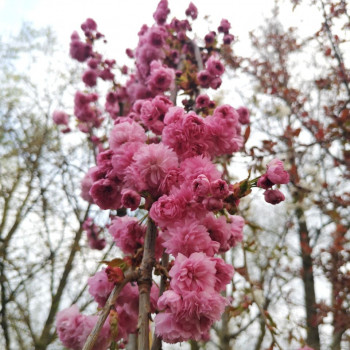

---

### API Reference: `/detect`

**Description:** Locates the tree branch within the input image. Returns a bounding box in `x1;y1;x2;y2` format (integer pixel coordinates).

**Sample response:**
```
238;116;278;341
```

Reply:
138;218;157;350
82;271;138;350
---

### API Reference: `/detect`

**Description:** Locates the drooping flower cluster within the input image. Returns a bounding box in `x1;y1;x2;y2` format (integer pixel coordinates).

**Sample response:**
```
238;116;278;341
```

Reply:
82;218;106;250
257;159;290;204
54;0;289;348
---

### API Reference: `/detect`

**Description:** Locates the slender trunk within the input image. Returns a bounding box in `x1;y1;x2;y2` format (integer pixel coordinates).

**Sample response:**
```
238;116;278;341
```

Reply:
296;207;320;350
331;330;343;350
219;308;231;350
0;260;10;350
138;218;157;350
36;208;90;349
254;316;266;350
151;252;169;350
189;340;200;350
127;334;138;350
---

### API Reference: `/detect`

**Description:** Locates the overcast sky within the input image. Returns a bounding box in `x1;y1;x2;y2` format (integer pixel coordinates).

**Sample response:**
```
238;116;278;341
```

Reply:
0;0;323;63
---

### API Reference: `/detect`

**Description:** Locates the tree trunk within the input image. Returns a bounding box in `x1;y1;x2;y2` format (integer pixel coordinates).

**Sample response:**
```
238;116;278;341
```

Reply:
296;207;320;350
138;218;157;350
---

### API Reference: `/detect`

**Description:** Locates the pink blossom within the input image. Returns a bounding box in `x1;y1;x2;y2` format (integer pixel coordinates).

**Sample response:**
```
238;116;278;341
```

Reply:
89;178;121;210
88;269;114;307
109;121;146;151
180;156;221;183
205;31;216;46
150;194;185;228
185;2;198;19
197;70;211;88
53;110;69;126
154;312;191;343
257;174;274;189
218;19;231;34
228;215;244;247
111;141;144;180
206;56;225;77
80;168;95;203
81;18;97;32
148;60;175;93
237;106;250;124
109;216;145;254
162;219;219;257
183;112;206;140
125;143;178;195
83;218;106;250
164;106;185;125
159;168;182;194
266;159;290;185
56;305;111;350
203;197;223;211
56;305;84;350
210;257;234;292
153;0;170;25
209;76;222;89
202;213;231;252
82;69;98;87
195;94;210;109
70;31;92;62
105;91;120;119
211;179;229;199
121;189;141;210
169;252;217;293
264;189;286;205
192;174;211;198
223;33;235;45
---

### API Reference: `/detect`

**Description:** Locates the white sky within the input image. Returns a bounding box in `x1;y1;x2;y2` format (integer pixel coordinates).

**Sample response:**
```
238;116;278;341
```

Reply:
0;0;322;64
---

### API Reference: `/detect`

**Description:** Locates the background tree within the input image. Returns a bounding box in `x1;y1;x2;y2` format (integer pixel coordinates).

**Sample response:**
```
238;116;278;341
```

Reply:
218;1;350;349
0;24;111;350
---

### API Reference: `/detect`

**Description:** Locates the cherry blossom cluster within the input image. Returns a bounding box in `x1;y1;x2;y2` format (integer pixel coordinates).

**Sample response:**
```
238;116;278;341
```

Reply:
257;159;290;204
54;0;289;349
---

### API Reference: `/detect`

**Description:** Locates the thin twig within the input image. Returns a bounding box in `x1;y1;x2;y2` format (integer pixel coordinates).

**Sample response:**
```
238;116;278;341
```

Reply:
243;245;283;350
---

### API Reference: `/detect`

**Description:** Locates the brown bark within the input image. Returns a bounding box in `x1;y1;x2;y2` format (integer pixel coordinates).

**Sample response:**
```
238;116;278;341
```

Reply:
151;252;169;350
296;207;320;350
138;218;157;350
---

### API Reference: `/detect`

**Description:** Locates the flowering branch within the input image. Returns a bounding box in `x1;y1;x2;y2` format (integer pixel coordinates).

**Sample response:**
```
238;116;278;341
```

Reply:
82;271;138;350
137;218;157;350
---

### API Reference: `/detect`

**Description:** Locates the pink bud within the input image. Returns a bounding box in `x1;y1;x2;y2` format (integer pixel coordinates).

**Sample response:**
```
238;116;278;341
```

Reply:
192;175;211;197
203;197;223;211
264;189;285;205
121;189;141;211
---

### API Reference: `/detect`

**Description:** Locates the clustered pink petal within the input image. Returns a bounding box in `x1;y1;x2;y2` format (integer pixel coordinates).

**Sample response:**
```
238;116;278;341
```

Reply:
56;305;111;350
257;159;289;205
108;216;145;254
237;106;250;124
53;110;69;126
109;121;146;150
121;189;141;210
148;60;175;94
155;253;230;342
266;159;290;184
83;218;106;250
125;143;178;195
70;31;92;62
87;269;114;307
89;178;121;210
162;219;219;257
185;2;198;20
153;0;170;25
